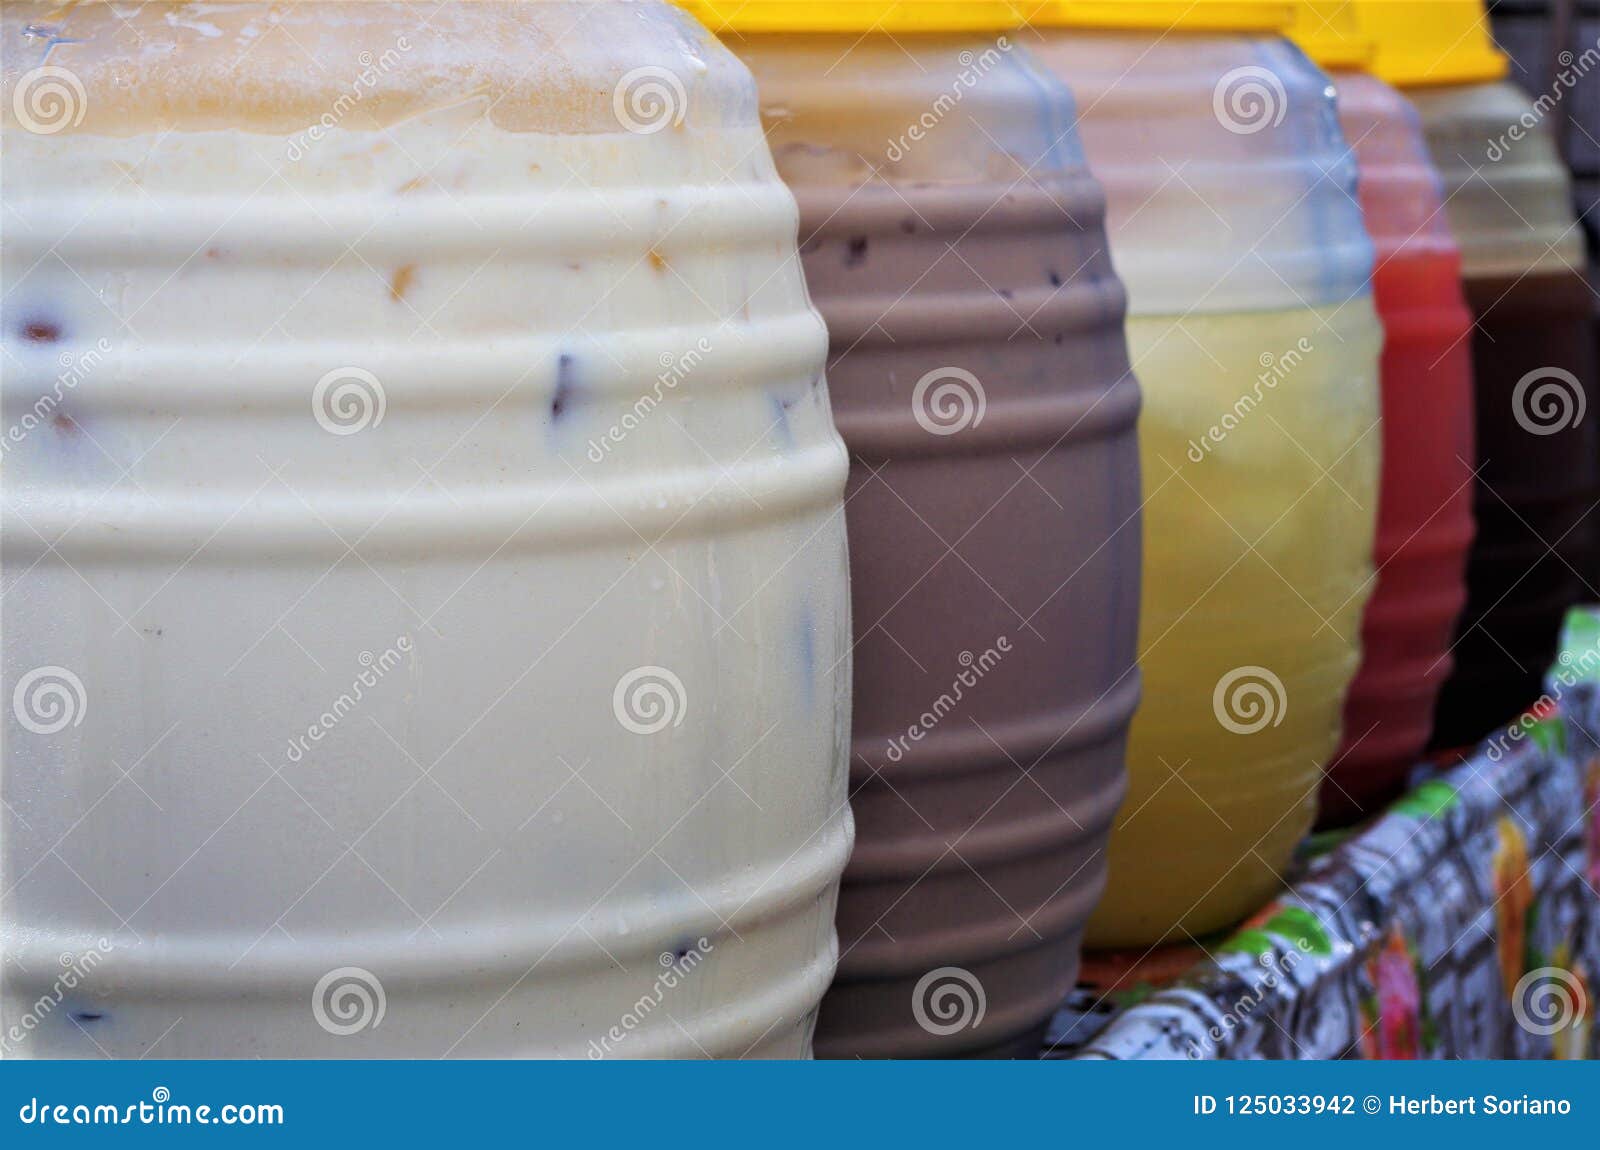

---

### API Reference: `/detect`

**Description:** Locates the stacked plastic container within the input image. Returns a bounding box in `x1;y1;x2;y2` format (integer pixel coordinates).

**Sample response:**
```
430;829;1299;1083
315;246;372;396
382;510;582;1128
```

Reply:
1032;1;1383;944
686;0;1142;1055
1;0;852;1057
1289;2;1477;825
1353;0;1597;750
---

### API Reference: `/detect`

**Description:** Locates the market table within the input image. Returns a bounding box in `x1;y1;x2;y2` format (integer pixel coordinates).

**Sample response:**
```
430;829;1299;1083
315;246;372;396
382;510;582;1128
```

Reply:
1045;614;1600;1060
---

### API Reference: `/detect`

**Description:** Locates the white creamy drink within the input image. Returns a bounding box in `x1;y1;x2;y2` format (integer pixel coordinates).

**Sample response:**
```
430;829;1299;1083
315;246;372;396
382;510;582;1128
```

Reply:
0;0;851;1057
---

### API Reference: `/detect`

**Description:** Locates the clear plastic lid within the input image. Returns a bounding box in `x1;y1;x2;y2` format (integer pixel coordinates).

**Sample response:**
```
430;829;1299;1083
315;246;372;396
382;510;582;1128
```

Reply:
1033;30;1374;314
1410;80;1584;278
1330;71;1458;264
2;0;753;135
731;33;1092;186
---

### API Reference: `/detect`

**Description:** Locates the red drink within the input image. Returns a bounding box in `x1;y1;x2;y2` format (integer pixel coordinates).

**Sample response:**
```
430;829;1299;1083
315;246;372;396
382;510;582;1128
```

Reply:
1322;73;1476;824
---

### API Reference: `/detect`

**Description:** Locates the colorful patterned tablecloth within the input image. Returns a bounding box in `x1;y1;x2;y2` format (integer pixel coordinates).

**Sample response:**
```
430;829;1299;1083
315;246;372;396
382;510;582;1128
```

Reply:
1045;617;1600;1060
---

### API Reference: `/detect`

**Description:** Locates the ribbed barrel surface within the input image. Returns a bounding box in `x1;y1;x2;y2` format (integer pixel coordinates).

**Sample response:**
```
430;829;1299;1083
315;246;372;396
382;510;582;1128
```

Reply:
0;0;852;1059
734;32;1142;1057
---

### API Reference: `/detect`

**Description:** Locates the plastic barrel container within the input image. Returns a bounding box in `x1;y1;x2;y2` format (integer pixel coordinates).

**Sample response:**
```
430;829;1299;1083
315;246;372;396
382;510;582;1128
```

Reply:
1353;0;1598;749
0;0;852;1058
1034;1;1383;945
1493;0;1600;582
1290;4;1478;825
688;0;1142;1056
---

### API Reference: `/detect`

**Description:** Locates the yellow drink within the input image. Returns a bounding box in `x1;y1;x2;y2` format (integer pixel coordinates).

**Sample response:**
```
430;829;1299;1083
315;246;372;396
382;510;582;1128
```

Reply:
1089;304;1382;944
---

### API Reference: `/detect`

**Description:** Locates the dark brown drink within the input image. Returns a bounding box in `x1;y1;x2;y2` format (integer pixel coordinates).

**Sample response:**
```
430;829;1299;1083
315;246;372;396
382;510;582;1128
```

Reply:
733;34;1142;1057
1432;268;1598;747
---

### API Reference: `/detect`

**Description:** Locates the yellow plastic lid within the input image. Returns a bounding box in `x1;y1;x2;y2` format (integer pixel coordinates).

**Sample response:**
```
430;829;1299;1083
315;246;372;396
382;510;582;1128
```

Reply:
677;1;1032;32
1352;0;1507;87
1035;0;1292;32
1287;1;1373;69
